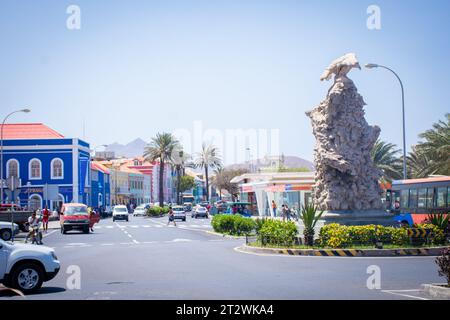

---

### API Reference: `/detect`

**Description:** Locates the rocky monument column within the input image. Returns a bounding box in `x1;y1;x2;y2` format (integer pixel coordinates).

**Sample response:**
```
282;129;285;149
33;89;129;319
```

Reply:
306;53;383;214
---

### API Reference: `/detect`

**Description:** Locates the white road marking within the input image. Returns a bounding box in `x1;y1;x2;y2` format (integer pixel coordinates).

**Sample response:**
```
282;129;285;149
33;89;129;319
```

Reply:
106;226;114;229
143;225;151;228
154;225;163;228
67;243;88;246
43;230;57;238
130;225;139;228
132;239;140;244
173;238;192;242
120;242;134;245
143;241;157;244
127;234;133;238
381;290;429;300
101;243;114;246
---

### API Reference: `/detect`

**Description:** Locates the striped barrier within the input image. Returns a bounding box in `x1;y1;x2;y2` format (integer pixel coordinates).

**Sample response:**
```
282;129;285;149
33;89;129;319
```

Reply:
407;228;433;237
240;245;449;257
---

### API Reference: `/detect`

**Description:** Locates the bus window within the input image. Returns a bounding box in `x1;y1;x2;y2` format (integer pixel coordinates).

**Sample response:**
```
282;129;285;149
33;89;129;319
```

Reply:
426;188;435;208
400;189;409;208
437;187;446;207
409;189;418;208
418;188;427;208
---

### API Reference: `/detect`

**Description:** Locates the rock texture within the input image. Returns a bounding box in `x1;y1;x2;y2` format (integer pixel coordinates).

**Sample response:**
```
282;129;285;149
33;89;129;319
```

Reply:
306;53;383;211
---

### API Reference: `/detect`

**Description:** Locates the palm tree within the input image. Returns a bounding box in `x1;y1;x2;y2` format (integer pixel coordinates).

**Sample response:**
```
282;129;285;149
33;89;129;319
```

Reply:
211;167;225;199
143;133;179;207
371;139;403;182
416;113;450;176
170;145;191;204
407;146;434;178
300;204;324;246
193;143;222;202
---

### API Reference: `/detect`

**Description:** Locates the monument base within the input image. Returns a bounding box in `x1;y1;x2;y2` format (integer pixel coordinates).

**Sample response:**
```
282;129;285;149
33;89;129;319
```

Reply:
321;210;395;226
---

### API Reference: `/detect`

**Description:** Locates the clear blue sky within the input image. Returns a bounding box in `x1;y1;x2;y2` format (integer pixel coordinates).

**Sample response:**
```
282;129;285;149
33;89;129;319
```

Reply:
1;0;449;163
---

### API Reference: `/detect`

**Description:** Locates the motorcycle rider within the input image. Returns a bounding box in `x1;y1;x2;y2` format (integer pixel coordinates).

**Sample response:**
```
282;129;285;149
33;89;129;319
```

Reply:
25;211;43;244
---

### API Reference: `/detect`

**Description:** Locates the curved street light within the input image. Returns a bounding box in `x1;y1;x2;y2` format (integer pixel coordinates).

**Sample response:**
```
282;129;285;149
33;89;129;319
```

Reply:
1;109;31;205
365;63;407;180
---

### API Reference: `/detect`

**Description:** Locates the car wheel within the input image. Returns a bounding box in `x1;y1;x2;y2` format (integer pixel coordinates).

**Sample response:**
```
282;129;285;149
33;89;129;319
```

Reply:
0;229;12;241
10;262;44;294
113;218;115;222
126;218;129;222
183;218;186;222
83;226;90;234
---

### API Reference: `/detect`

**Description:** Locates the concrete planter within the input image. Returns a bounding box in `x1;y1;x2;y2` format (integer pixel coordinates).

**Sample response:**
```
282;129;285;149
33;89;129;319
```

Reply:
422;284;450;300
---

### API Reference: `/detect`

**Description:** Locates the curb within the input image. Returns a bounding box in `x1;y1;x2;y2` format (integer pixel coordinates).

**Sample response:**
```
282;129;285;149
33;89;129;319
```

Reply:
239;244;450;257
205;231;248;240
422;284;450;300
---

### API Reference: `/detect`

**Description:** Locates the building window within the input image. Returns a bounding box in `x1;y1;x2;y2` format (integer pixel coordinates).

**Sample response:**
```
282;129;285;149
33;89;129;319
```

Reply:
29;159;42;179
98;193;103;206
6;159;19;178
51;158;64;179
29;194;42;211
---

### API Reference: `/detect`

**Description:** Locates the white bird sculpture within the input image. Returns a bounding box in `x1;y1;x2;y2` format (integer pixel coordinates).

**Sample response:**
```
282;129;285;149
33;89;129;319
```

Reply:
320;53;361;82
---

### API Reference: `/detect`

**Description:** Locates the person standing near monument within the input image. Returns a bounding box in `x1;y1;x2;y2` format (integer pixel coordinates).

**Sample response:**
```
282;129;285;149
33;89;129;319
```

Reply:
271;200;277;217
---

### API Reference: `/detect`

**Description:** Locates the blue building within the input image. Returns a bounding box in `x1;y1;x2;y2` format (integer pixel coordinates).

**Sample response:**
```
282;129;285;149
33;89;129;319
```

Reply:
0;123;91;211
90;161;111;210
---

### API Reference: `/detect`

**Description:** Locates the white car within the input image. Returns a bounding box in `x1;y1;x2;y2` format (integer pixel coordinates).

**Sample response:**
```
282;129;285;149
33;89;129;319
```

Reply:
133;205;147;216
0;238;60;294
112;205;129;222
0;222;20;241
172;206;186;221
193;206;209;219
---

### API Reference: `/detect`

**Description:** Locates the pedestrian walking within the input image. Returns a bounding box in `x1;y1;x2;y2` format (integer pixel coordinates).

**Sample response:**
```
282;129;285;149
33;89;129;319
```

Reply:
285;205;292;221
281;204;287;222
271;200;277;217
167;206;176;226
42;205;50;232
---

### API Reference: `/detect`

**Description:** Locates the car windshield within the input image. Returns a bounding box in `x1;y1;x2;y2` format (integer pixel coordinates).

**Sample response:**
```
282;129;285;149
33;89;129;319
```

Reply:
115;207;128;212
65;206;88;215
174;208;184;212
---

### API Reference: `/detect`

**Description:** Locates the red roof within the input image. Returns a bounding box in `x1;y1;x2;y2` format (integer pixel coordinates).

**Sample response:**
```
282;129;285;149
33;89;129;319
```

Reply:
91;161;110;174
0;123;64;139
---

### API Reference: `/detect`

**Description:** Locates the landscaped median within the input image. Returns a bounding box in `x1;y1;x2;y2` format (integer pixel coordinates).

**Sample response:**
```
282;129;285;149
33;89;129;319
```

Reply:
239;243;450;257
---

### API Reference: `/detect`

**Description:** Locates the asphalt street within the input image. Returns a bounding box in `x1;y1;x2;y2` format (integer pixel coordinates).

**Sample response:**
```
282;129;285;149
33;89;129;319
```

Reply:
2;215;445;300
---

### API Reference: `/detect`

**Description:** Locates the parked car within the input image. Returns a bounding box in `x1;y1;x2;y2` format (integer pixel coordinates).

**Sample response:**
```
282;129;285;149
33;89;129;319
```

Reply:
0;238;60;294
172;206;186;221
133;205;147;216
113;205;129;222
60;203;96;234
0;222;20;241
193;206;209;219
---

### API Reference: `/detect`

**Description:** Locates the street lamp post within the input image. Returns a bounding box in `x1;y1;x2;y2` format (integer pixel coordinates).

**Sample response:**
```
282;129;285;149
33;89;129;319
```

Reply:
1;109;31;205
365;63;407;180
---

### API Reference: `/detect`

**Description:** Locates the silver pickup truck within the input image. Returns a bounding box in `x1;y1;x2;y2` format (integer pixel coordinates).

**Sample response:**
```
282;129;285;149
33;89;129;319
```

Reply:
0;211;34;232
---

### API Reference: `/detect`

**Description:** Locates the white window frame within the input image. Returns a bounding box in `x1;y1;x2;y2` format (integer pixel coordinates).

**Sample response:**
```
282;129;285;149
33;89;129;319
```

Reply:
28;158;42;180
6;158;20;179
29;193;43;210
51;158;64;180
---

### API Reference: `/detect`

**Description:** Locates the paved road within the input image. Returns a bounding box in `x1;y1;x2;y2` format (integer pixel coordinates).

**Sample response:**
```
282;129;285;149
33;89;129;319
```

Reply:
3;215;445;300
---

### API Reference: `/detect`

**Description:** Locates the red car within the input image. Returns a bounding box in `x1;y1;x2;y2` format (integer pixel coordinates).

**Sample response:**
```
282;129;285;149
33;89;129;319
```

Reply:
60;203;99;234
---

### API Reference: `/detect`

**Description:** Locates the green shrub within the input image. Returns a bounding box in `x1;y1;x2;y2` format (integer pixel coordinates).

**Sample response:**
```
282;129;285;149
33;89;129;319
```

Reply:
147;206;162;216
318;224;411;248
255;217;269;234
212;214;256;235
258;220;298;247
414;223;446;245
212;214;235;234
233;215;256;235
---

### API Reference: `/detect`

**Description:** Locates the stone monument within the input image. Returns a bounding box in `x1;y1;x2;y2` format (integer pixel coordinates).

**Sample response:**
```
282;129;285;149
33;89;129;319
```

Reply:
306;53;390;225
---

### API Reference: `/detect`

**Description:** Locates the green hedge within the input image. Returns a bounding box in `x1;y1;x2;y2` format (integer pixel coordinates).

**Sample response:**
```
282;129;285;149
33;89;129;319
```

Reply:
318;223;445;249
257;220;298;247
146;206;170;217
211;214;256;236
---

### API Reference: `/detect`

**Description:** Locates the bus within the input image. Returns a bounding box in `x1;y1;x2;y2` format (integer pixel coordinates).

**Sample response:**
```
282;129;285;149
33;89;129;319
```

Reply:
386;176;450;226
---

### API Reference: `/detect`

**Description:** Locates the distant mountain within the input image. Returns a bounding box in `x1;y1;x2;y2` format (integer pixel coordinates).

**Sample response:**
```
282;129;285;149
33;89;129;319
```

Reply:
105;138;148;158
227;155;314;172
